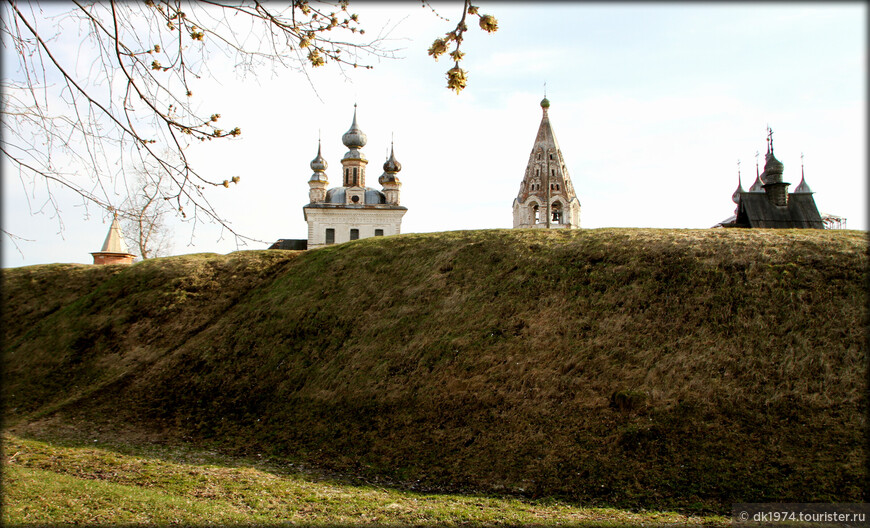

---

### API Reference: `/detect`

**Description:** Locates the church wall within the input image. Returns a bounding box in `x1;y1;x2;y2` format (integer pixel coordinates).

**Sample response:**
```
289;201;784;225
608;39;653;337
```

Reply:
305;207;406;249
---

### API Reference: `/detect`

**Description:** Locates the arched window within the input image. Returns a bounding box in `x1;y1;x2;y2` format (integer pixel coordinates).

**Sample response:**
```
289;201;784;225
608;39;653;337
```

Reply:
353;167;358;186
531;203;540;223
551;201;563;224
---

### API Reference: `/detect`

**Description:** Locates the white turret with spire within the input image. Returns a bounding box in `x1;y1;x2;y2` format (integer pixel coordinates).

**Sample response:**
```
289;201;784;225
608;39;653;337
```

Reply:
340;104;368;190
378;140;402;205
308;139;329;203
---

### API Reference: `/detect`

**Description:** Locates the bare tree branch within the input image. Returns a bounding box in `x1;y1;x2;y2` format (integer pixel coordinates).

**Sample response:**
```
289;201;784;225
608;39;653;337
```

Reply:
1;0;399;247
1;1;495;253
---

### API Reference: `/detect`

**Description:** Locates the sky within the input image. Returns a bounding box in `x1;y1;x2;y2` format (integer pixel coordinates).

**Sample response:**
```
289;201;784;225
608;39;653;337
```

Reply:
2;2;866;267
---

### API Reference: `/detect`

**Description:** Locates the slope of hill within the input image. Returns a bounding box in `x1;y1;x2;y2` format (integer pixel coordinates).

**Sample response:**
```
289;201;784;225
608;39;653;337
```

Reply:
3;228;866;511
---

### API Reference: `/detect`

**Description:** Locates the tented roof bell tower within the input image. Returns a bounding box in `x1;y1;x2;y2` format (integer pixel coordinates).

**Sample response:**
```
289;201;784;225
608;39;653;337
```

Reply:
512;97;581;229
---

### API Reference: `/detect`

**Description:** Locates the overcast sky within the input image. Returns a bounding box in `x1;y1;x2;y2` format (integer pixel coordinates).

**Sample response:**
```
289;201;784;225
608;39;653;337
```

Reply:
2;2;866;267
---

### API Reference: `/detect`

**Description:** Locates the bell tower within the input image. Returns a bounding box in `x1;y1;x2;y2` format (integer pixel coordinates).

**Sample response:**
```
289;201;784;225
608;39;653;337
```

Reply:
512;96;581;229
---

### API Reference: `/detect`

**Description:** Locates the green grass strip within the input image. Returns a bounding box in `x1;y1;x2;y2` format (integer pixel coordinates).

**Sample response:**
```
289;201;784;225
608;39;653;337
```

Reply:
3;434;728;526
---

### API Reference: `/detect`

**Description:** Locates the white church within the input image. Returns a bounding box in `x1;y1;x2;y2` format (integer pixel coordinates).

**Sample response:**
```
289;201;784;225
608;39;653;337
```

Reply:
301;105;407;249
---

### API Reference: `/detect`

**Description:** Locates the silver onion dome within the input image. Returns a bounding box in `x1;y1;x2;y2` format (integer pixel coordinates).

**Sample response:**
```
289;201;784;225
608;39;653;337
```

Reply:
310;141;327;172
341;104;367;149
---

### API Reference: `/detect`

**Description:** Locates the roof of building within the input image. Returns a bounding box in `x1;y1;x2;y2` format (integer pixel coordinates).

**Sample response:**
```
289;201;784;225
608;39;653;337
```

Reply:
793;176;813;194
515;97;579;206
735;192;824;228
323;186;386;205
268;239;308;250
96;216;134;254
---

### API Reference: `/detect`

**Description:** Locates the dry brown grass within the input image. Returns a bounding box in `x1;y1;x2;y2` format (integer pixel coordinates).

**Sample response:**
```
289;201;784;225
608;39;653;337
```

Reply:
3;228;866;512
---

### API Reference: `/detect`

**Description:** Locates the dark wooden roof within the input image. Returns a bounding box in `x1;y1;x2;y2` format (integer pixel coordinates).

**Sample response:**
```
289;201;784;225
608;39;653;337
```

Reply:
735;192;824;229
268;239;308;250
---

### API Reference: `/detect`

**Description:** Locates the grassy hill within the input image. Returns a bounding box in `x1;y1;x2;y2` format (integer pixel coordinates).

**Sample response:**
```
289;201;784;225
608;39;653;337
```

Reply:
3;228;867;513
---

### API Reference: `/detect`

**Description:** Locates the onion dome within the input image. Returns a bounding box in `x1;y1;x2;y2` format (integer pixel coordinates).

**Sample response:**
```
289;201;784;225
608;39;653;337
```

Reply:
379;143;402;185
793;176;812;193
341;104;367;149
310;141;327;172
794;161;813;193
731;161;744;204
309;141;328;183
540;97;550;109
383;144;401;173
732;180;744;204
764;152;784;173
749;175;764;192
749;162;764;191
762;152;784;184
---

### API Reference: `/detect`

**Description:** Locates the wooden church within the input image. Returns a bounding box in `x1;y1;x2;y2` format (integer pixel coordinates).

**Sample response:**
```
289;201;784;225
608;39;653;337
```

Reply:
716;128;824;229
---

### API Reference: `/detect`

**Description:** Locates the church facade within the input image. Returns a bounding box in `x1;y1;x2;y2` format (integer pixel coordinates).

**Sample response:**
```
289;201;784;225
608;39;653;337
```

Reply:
512;97;581;229
303;105;407;249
